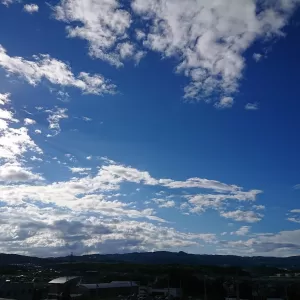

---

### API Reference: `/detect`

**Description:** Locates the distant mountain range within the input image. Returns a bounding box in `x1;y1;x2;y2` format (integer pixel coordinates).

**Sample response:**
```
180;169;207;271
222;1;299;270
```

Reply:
2;251;300;268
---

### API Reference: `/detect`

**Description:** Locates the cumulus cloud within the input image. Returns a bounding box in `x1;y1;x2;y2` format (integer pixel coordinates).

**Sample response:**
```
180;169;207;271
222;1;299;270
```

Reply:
45;107;68;136
1;0;15;6
214;97;234;109
221;229;300;257
231;226;251;236
184;190;262;214
152;198;175;208
24;118;36;125
81;116;92;122
0;162;43;182
0;44;116;95
23;3;39;13
253;53;263;62
54;0;300;104
0;200;215;256
69;167;91;175
220;210;263;223
0;95;42;163
245;103;259;110
54;0;134;67
0;93;10;105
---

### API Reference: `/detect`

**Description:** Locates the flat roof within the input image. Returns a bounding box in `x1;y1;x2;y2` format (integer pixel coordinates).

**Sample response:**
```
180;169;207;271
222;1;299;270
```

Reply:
81;281;138;289
49;276;80;284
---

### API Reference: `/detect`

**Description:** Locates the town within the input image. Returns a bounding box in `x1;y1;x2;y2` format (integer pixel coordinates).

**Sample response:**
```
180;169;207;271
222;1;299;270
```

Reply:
1;257;300;300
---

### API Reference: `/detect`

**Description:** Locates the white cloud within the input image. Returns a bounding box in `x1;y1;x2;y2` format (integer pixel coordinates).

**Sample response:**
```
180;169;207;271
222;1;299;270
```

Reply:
287;209;300;223
45;107;68;136
152;198;175;208
253;205;265;210
1;0;15;6
81;116;92;122
184;190;262;214
24;118;36;125
293;184;300;190
30;156;43;162
23;3;39;13
0;93;10;105
34;129;41;134
287;217;300;224
221;229;300;257
231;226;251;236
0;162;43;182
53;0;300;105
253;53;263;62
245;103;259;110
54;0;133;67
0;95;42;163
214;97;234;109
86;155;92;160
0;198;216;256
0;44;116;95
132;0;300;102
221;210;263;223
159;177;240;192
69;167;91;175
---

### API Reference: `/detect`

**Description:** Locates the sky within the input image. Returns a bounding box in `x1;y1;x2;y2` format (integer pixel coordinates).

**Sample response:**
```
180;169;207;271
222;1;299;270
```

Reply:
1;0;300;258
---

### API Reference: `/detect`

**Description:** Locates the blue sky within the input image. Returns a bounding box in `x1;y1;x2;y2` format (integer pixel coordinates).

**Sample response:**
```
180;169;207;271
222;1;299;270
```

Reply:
1;0;300;257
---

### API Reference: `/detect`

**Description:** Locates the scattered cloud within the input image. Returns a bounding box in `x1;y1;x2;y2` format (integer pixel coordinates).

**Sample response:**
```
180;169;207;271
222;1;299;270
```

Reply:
293;184;300;190
81;116;92;122
152;198;175;208
30;156;43;162
0;93;10;105
34;129;41;134
45;107;68;136
54;0;133;67
231;226;251;236
214;97;234;109
54;0;300;105
253;205;265;210
245;103;259;110
287;217;300;224
253;53;263;62
220;229;300;257
0;162;43;182
23;3;39;13
24;118;36;126
1;0;16;6
0;94;42;163
69;167;91;175
0;44;116;95
185;190;262;214
220;210;263;223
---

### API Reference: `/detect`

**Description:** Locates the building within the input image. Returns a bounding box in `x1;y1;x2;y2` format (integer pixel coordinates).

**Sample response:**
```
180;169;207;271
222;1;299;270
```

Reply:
80;281;139;299
0;280;47;300
47;276;82;299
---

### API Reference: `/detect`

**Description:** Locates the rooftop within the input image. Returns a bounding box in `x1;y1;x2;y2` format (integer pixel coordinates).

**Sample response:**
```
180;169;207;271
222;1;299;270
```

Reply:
81;281;138;290
49;276;80;284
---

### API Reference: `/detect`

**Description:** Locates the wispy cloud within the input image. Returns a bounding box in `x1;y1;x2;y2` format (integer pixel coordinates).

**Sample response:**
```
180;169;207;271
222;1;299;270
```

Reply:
220;210;263;223
231;226;251;236
0;44;116;95
214;97;234;109
245;103;259;110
